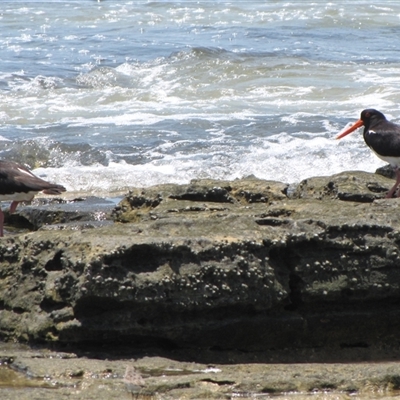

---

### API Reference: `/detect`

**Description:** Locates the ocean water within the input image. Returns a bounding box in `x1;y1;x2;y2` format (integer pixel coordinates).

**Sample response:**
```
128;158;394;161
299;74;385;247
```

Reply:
1;1;400;195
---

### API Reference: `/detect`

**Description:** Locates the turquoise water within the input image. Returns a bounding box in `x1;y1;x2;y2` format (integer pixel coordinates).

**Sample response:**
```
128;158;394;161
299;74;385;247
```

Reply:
1;1;400;193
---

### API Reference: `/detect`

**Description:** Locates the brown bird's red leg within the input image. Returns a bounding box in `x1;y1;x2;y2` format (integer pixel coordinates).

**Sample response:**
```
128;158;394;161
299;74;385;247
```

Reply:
0;209;3;237
0;202;19;237
386;168;400;198
9;201;19;214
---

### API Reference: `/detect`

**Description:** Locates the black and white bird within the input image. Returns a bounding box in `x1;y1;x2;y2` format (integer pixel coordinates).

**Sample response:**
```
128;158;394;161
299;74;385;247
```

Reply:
0;160;66;236
337;109;400;198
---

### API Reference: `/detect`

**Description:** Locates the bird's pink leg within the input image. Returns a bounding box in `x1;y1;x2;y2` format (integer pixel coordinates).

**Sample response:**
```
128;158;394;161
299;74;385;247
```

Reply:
0;201;21;237
9;201;19;214
386;168;400;198
0;209;3;237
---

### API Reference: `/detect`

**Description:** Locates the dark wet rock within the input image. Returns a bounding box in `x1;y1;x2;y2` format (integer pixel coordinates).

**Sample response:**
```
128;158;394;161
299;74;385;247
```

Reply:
5;196;117;233
291;170;391;201
112;177;288;223
376;163;396;179
1;172;400;357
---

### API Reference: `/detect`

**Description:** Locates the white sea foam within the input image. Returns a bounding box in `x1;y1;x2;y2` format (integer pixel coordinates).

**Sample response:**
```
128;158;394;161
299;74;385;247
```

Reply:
32;130;386;196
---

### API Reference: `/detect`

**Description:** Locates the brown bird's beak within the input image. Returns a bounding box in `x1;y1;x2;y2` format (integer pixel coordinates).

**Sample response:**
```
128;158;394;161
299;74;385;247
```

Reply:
336;119;364;139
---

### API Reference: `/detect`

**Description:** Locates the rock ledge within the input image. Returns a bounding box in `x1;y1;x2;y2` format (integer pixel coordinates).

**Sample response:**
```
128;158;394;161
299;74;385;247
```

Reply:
1;171;400;354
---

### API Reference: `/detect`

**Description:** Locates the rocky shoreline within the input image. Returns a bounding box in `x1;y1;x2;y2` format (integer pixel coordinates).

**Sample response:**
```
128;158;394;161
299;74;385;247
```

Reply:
1;170;400;398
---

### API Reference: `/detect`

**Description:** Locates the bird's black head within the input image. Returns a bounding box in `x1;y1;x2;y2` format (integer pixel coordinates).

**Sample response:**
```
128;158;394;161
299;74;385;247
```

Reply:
336;108;389;140
360;109;387;130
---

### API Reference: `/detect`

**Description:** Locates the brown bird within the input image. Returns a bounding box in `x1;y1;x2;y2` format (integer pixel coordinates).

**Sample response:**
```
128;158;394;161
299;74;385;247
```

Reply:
337;109;400;198
0;160;66;236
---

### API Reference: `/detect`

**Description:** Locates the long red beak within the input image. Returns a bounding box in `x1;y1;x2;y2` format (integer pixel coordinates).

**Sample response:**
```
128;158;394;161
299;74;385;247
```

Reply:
336;119;364;139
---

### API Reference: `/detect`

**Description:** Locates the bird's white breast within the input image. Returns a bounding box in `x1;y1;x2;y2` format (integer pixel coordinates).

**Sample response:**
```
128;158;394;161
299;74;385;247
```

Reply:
0;191;38;202
372;150;400;167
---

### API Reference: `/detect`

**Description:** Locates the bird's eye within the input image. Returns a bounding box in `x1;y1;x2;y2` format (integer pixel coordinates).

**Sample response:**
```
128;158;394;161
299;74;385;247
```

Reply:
365;112;370;118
